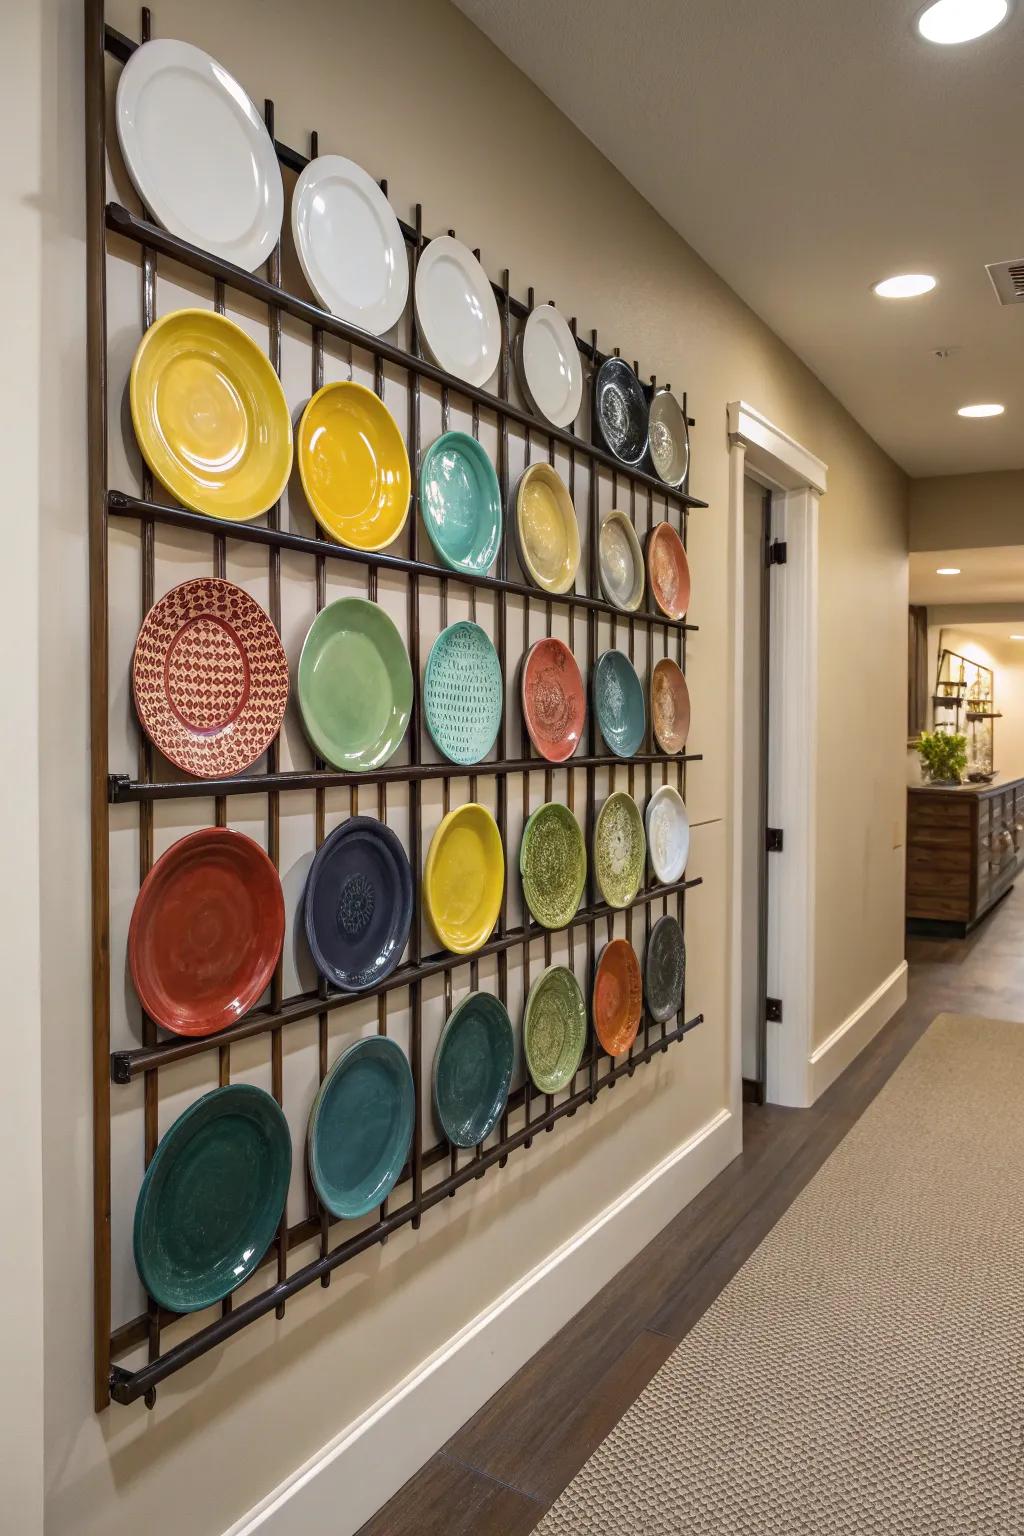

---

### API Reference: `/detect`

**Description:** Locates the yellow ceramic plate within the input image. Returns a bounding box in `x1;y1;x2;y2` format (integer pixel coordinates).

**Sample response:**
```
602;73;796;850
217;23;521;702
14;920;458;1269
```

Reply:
298;381;411;550
424;803;504;955
130;308;293;522
514;463;581;594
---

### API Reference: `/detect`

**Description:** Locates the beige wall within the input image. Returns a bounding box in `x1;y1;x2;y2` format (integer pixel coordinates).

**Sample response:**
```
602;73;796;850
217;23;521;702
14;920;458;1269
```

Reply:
910;469;1024;551
30;2;907;1533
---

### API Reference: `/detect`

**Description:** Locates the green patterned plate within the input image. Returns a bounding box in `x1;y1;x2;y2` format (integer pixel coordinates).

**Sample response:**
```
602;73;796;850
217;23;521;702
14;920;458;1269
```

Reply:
520;802;587;929
594;791;646;908
523;965;588;1093
423;620;503;765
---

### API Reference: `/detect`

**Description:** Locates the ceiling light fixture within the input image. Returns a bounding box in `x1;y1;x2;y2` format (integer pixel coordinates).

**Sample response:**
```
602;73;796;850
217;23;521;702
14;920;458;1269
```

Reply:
936;567;961;575
872;273;936;298
917;0;1009;44
1011;634;1024;641
957;402;1005;417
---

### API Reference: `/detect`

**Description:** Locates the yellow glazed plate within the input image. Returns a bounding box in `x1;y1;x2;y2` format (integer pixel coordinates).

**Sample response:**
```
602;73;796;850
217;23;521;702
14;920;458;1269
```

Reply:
298;381;411;550
424;803;504;955
514;463;581;594
130;308;293;522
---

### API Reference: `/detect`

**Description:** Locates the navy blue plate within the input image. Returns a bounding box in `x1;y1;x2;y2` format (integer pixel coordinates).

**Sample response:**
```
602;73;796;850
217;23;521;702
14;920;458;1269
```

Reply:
303;816;413;992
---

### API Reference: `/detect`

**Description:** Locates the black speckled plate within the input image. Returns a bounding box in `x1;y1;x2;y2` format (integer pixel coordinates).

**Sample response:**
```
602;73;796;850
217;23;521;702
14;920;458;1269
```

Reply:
645;914;686;1024
593;357;648;467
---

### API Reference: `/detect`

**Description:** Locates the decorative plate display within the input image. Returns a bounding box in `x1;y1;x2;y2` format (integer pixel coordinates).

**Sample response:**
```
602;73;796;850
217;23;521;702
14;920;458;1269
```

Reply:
424;803;504;955
133;1084;291;1313
593;939;643;1057
648;389;690;487
523;965;588;1094
297;597;413;771
593;649;645;758
291;154;409;335
514;304;583;428
519;802;587;930
128;828;284;1037
432;992;514;1148
297;381;411;550
651;656;691;754
645;784;690;885
520;637;586;764
115;39;284;272
419;431;503;576
593;356;648;466
132;577;288;778
514;464;581;595
647;521;692;621
414;234;502;388
598;509;645;612
130;308;293;522
423;621;503;766
645;914;686;1024
593;791;646;909
307;1037;415;1220
303;817;413;992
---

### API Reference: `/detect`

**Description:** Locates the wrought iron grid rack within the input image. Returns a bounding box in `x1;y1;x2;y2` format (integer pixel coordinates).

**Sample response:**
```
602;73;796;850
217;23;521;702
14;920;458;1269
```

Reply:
87;1;708;1411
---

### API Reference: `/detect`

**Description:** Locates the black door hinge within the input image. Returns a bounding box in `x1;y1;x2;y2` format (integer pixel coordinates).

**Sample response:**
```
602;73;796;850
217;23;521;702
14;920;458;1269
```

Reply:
766;827;784;852
767;539;787;566
766;997;783;1023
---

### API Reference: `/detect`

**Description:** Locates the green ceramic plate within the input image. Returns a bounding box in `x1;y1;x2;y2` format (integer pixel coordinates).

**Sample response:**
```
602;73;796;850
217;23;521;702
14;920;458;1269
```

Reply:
308;1036;415;1219
433;992;515;1148
423;620;503;766
298;596;413;771
520;802;587;929
593;649;645;758
133;1084;291;1314
594;791;646;909
523;965;588;1093
420;431;503;575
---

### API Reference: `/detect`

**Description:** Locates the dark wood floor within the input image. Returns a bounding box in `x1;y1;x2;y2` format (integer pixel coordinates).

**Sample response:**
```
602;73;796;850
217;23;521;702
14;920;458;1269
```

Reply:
358;884;1024;1536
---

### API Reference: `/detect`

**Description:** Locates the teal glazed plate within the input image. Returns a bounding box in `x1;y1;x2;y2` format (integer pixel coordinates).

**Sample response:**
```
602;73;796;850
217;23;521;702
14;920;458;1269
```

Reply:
520;802;587;929
524;965;588;1093
298;597;413;771
420;431;503;575
593;649;645;758
433;992;515;1148
308;1036;415;1219
594;791;646;909
423;620;503;765
133;1084;291;1314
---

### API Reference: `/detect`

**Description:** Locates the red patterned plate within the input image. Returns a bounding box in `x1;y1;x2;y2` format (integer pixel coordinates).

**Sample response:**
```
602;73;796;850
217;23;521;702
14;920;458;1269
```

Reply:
521;637;586;764
129;828;285;1037
646;522;691;621
132;577;288;778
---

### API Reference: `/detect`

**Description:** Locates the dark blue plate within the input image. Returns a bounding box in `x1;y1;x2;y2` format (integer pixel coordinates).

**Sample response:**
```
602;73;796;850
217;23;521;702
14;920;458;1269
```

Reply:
303;816;413;992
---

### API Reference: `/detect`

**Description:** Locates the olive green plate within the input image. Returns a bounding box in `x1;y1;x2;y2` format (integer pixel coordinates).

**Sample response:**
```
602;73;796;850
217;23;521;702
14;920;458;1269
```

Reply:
298;596;413;771
520;802;587;929
433;992;515;1148
594;791;646;909
523;964;588;1093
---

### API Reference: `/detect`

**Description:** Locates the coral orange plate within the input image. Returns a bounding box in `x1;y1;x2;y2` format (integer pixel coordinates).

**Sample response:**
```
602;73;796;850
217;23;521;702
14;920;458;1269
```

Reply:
593;939;643;1057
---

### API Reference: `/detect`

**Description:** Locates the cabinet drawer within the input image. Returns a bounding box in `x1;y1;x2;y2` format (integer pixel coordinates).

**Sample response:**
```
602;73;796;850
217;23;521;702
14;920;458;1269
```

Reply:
908;799;973;829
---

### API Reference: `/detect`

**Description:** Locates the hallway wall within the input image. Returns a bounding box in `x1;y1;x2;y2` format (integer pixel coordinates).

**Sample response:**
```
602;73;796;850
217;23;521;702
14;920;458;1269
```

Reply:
910;469;1024;551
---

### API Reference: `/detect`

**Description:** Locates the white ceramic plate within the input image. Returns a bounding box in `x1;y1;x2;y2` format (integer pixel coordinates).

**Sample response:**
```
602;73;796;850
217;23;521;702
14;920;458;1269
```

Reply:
648;389;690;488
645;784;690;885
598;509;644;612
292;155;409;336
414;236;502;389
516;304;583;428
116;39;283;273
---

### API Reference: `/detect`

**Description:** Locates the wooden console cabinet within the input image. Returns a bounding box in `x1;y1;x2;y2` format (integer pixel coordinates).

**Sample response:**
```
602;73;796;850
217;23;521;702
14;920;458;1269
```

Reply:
907;775;1024;933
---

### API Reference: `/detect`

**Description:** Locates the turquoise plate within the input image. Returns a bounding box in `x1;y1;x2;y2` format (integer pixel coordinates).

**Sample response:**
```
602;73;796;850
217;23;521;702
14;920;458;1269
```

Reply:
420;431;503;575
308;1036;415;1219
423;620;503;765
593;649;645;758
133;1084;291;1314
433;992;515;1148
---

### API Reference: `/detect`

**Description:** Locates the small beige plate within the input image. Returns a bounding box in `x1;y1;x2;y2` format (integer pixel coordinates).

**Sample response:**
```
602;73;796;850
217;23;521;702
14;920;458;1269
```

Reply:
514;464;582;595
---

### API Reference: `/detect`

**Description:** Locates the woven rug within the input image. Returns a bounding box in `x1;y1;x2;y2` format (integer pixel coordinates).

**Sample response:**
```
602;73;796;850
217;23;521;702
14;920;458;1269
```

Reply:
536;1014;1024;1535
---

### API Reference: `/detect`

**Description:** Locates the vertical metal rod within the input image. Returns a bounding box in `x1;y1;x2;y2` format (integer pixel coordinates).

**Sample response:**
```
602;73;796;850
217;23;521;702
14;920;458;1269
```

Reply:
408;205;425;1223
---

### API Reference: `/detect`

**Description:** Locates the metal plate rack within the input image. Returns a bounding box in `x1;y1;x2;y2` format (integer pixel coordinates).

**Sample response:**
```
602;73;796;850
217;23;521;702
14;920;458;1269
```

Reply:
86;0;708;1411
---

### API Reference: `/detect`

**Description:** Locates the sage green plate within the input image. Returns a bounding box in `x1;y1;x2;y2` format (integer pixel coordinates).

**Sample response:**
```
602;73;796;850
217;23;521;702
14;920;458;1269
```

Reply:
308;1036;415;1219
520;802;587;929
433;992;515;1148
420;431;503;575
133;1084;291;1314
298;596;413;771
523;964;588;1093
594;791;646;908
593;649;645;758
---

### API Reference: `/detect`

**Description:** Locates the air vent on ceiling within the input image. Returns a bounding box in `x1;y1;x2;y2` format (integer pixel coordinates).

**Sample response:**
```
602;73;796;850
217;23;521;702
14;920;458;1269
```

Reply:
985;259;1024;305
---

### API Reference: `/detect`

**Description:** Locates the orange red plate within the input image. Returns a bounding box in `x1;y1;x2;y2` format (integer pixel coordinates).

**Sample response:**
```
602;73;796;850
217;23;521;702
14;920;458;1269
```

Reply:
521;637;586;764
593;939;643;1056
647;522;691;621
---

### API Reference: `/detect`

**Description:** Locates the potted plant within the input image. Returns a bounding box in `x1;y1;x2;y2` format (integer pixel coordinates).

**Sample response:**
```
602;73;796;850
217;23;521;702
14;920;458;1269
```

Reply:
915;729;967;786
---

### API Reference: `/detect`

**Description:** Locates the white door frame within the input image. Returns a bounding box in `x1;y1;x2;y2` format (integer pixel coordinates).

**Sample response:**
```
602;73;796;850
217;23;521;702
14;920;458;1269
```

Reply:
727;402;827;1109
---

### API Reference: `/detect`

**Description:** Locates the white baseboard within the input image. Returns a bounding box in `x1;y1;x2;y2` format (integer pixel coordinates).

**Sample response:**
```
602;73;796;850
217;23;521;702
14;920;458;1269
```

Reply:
808;960;908;1101
223;1106;736;1536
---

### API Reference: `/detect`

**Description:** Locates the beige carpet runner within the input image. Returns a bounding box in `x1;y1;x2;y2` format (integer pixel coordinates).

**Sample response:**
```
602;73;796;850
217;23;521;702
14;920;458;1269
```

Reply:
537;1015;1024;1534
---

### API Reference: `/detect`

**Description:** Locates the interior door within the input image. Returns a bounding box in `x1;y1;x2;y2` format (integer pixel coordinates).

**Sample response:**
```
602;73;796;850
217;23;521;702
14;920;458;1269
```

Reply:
741;480;772;1101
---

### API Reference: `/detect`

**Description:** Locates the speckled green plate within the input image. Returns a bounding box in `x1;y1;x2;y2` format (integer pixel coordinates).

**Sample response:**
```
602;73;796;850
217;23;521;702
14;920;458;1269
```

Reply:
423;620;503;766
593;649;645;758
523;965;588;1093
594;791;646;909
645;914;686;1024
520;802;587;929
420;431;503;575
433;992;515;1148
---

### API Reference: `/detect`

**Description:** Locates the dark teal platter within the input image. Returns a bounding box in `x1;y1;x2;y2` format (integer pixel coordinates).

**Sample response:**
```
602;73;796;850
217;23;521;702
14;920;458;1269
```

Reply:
432;992;515;1149
308;1036;415;1219
593;649;645;758
133;1084;291;1314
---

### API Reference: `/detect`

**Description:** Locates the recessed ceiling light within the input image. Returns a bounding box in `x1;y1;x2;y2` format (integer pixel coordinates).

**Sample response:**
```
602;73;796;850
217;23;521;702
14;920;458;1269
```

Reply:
917;0;1009;44
872;273;937;298
1011;634;1024;641
957;403;1005;417
936;567;961;575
